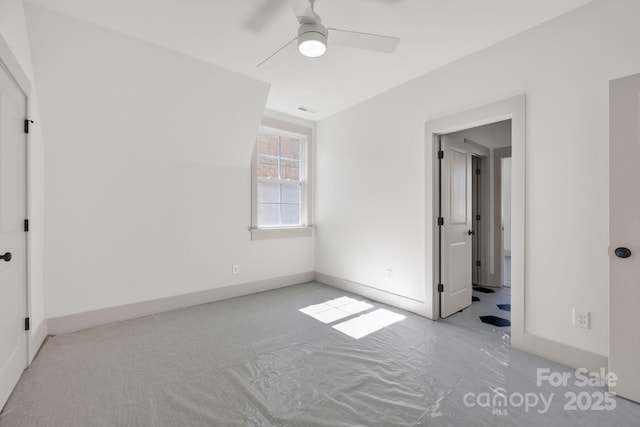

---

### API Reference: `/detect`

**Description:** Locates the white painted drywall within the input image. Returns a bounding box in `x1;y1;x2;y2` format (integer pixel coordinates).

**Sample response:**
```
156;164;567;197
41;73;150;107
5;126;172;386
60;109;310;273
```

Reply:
316;0;640;357
0;0;46;360
502;158;512;254
26;5;315;319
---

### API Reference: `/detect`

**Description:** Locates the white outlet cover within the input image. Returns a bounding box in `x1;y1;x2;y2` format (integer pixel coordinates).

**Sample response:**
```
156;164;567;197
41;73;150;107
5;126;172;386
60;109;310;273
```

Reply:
573;309;590;329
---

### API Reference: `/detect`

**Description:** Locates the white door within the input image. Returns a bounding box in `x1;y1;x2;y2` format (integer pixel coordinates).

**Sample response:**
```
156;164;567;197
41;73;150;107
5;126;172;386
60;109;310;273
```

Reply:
609;73;640;403
0;62;28;409
440;135;472;317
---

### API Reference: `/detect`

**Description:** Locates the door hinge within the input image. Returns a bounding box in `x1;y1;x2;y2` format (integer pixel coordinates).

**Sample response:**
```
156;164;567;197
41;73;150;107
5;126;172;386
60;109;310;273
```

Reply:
437;217;444;226
24;317;30;331
475;260;481;267
437;150;444;159
475;168;481;175
437;284;444;293
476;214;481;221
24;119;34;134
24;219;29;232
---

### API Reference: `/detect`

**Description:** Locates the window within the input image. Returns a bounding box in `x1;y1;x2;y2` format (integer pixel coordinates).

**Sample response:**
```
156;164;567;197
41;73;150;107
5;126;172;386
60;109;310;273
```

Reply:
256;130;302;226
251;116;313;240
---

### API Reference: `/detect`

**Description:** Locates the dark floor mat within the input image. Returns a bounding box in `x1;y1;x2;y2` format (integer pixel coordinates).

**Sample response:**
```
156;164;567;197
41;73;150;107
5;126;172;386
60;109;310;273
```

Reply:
497;304;511;312
472;296;480;302
480;315;511;327
473;286;495;294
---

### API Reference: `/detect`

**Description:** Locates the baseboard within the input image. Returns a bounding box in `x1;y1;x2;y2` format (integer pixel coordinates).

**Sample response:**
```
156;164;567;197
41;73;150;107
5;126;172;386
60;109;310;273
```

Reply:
315;273;607;372
28;319;48;364
47;272;315;335
314;272;430;318
520;332;608;374
46;271;608;374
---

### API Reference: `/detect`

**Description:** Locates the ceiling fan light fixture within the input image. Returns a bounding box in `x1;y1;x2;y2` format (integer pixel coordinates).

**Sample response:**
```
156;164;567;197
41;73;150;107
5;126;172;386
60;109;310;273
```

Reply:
297;23;328;58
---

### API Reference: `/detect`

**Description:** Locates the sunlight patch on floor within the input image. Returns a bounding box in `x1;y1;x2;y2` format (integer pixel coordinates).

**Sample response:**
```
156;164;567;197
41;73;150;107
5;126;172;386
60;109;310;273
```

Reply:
299;297;374;324
332;308;406;339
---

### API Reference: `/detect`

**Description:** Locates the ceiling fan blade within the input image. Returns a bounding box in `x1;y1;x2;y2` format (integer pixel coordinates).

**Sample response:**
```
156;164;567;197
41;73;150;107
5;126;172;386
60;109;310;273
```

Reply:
256;37;297;68
245;0;288;32
328;28;400;53
288;0;317;24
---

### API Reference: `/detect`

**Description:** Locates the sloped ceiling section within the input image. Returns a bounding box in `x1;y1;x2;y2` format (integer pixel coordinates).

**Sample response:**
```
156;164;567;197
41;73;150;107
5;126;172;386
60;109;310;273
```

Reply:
25;4;305;318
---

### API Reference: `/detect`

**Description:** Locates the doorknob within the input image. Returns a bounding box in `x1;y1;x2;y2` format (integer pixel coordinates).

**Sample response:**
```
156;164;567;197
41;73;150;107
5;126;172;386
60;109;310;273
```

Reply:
0;252;11;262
615;247;632;259
468;230;475;236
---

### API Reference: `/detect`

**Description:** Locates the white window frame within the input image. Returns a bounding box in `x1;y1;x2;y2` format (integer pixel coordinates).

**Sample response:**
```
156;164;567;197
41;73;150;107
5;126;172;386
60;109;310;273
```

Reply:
251;116;313;240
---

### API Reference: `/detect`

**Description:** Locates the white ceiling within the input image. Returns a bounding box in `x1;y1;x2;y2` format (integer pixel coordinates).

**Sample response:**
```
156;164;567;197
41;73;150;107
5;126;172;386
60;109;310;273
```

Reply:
26;0;592;121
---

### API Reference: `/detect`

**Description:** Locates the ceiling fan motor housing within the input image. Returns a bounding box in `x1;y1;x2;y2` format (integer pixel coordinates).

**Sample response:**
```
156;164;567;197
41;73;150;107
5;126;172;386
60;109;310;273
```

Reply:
297;22;329;57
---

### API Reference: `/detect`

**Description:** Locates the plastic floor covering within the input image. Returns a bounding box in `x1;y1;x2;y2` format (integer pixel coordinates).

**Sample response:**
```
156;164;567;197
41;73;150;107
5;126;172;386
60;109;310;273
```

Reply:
1;282;639;426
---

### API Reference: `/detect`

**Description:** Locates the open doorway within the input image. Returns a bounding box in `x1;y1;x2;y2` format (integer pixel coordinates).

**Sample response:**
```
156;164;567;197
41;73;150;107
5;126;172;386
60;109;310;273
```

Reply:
438;121;513;332
425;95;525;348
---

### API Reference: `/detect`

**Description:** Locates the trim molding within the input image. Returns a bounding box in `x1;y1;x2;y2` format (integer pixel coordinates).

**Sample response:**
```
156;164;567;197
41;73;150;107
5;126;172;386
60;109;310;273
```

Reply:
28;319;47;363
46;270;606;372
47;272;315;335
317;272;605;371
315;272;430;318
251;226;313;240
522;332;608;374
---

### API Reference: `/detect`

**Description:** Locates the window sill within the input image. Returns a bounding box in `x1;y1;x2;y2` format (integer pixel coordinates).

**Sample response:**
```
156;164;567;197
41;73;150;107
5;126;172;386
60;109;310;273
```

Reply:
250;226;313;240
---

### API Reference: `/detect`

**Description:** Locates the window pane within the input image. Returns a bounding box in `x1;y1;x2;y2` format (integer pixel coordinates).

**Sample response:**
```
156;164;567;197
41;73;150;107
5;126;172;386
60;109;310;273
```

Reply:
280;136;301;160
281;203;300;225
280;159;300;180
257;181;280;203
257;204;280;227
257;132;279;156
281;182;301;204
257;155;278;179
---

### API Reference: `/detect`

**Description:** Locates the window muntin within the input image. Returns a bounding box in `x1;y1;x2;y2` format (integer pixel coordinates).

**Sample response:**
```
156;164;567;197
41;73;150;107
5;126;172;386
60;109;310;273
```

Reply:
256;127;306;228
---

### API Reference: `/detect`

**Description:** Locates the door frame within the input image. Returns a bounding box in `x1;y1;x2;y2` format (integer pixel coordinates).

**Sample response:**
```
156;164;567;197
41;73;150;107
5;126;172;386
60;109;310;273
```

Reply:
464;140;490;287
425;95;526;348
0;33;32;365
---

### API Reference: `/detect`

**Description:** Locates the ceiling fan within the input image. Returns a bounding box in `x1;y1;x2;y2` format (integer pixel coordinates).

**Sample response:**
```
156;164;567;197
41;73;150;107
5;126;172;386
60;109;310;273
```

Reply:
252;0;401;67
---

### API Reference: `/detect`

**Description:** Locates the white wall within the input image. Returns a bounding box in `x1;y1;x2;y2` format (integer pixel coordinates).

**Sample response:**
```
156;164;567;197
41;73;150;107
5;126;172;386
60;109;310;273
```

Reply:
0;0;46;361
502;158;512;254
316;0;640;357
26;4;315;319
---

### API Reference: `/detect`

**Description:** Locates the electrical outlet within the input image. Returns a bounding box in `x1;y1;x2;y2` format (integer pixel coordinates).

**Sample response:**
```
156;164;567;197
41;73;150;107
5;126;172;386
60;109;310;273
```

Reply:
386;269;393;281
232;264;239;274
573;309;590;329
